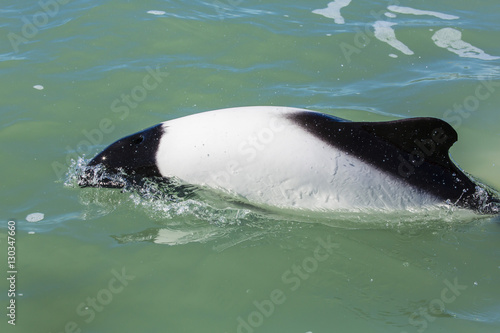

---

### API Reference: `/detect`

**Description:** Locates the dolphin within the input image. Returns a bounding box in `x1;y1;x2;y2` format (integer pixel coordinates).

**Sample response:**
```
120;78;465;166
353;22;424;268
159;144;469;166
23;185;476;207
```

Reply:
79;107;499;214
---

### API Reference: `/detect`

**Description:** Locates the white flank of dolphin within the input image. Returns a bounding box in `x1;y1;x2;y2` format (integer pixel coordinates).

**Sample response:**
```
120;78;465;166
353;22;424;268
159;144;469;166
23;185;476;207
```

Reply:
155;107;438;211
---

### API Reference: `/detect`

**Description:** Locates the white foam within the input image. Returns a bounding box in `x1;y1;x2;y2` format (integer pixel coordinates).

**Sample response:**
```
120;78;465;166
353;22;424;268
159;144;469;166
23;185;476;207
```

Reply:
312;0;352;24
388;5;459;20
373;21;414;55
26;212;44;223
384;12;397;18
432;28;500;60
33;85;44;90
147;10;166;16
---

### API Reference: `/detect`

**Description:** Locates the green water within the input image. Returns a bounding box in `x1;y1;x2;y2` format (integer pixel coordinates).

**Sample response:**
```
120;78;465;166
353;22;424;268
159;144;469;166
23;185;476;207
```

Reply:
1;0;500;332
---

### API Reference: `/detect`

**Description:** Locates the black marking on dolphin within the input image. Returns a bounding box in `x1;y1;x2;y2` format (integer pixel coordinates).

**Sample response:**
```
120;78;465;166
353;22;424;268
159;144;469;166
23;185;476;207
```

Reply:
286;111;493;212
79;124;164;188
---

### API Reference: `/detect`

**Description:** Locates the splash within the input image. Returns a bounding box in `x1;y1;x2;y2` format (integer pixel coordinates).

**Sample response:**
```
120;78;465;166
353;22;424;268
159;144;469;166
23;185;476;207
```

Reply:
471;185;500;215
65;157;265;225
66;157;494;234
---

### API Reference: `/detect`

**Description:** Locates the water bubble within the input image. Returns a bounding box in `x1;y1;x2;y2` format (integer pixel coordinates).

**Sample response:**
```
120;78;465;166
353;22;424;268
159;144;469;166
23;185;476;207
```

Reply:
147;10;166;15
26;212;44;223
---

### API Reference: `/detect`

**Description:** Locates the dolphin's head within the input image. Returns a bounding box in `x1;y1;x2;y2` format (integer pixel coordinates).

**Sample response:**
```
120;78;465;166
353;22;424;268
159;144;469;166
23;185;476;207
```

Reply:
78;124;164;188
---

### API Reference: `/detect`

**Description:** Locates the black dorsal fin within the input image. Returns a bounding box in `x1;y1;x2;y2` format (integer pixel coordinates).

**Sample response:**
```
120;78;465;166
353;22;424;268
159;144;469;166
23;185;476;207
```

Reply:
360;117;458;170
287;111;479;207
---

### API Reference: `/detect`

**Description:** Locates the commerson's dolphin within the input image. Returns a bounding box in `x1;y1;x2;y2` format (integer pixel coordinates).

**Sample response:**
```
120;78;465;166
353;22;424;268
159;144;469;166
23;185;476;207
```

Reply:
79;106;499;214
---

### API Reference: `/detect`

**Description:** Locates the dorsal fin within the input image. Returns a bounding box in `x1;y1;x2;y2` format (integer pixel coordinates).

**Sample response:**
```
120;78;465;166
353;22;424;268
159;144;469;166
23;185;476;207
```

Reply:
287;111;478;206
360;117;458;170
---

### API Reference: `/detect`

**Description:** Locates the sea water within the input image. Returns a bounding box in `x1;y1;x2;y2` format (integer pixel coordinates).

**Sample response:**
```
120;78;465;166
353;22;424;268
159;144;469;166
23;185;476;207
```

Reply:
1;1;500;332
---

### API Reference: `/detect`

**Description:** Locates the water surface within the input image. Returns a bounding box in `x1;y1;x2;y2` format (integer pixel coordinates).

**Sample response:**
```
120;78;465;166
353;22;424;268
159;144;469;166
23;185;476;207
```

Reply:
1;1;500;332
